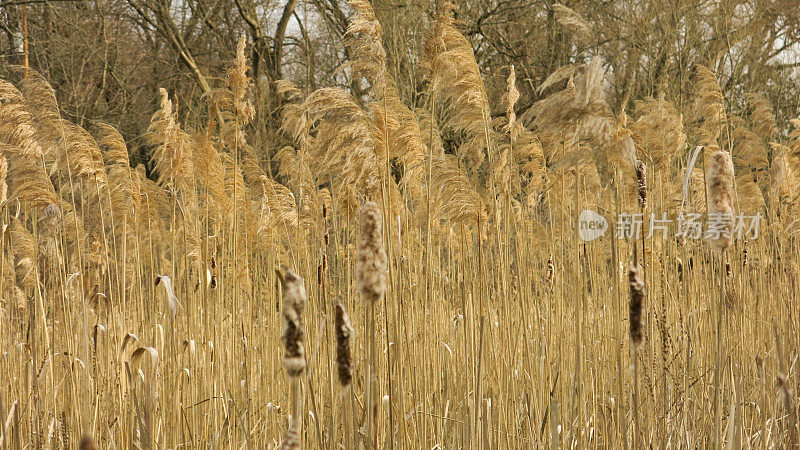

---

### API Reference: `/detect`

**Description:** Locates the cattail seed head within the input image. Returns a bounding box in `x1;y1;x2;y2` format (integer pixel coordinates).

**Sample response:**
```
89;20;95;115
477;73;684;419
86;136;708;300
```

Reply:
278;269;307;377
356;201;387;303
635;159;647;209
743;244;748;267
628;265;645;346
335;302;354;387
79;435;97;450
706;149;734;253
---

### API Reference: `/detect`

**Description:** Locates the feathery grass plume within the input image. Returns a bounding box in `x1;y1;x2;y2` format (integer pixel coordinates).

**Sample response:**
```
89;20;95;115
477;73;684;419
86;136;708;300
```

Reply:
635;159;647;209
209;36;255;159
404;151;485;229
0;81;60;215
19;69;64;157
628;265;645;346
97;123;140;284
279;269;307;377
537;64;578;95
424;0;495;172
630;94;685;171
552;4;594;44
730;116;769;174
345;0;430;179
96;122;130;166
356;201;387;304
527;58;614;147
335;302;354;386
97;123;140;217
0;80;43;157
10;216;36;292
706;149;735;253
190;134;228;220
19;69;60;125
146;89;195;190
515;128;546;203
243;150;299;244
274;145;322;235
55;120;107;185
345;0;387;85
689;66;726;146
746;92;777;141
504;65;520;133
282;87;380;207
226;36;255;125
6;153;59;215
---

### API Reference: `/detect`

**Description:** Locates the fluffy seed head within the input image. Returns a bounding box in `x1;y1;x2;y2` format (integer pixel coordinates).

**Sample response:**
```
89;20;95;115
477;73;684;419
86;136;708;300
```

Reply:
356;201;387;303
706;149;734;253
278;269;307;377
635;159;647;209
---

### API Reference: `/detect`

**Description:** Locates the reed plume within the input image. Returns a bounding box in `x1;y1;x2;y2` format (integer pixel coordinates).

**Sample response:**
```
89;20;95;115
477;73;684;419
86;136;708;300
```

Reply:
424;0;495;172
146;88;194;190
690;66;726;146
630;94;685;171
552;4;594;44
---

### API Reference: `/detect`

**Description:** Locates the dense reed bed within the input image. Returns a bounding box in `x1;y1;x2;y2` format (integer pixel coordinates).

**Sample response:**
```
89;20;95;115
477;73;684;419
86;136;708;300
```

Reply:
0;2;798;448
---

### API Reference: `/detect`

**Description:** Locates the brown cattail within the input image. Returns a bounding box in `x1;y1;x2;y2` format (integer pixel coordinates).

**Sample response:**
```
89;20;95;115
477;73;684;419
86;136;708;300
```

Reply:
278;269;307;378
356;201;387;303
79;435;97;450
635;159;647;209
628;265;645;346
335;302;354;386
706;149;734;253
743;243;748;268
546;255;555;289
209;256;217;290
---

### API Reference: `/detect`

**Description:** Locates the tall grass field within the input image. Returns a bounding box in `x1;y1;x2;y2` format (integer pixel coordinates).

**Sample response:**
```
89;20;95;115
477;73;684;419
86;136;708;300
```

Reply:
0;1;798;448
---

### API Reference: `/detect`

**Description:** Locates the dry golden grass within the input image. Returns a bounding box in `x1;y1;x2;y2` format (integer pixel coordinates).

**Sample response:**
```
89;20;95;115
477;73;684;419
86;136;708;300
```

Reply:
0;7;798;449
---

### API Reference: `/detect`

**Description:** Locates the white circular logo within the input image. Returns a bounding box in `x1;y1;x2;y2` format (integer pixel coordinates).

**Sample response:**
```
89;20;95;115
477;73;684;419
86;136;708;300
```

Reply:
578;209;608;241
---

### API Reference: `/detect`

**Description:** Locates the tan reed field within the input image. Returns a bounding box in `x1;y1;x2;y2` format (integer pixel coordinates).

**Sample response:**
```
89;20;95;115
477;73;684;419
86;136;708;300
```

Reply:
0;2;798;448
